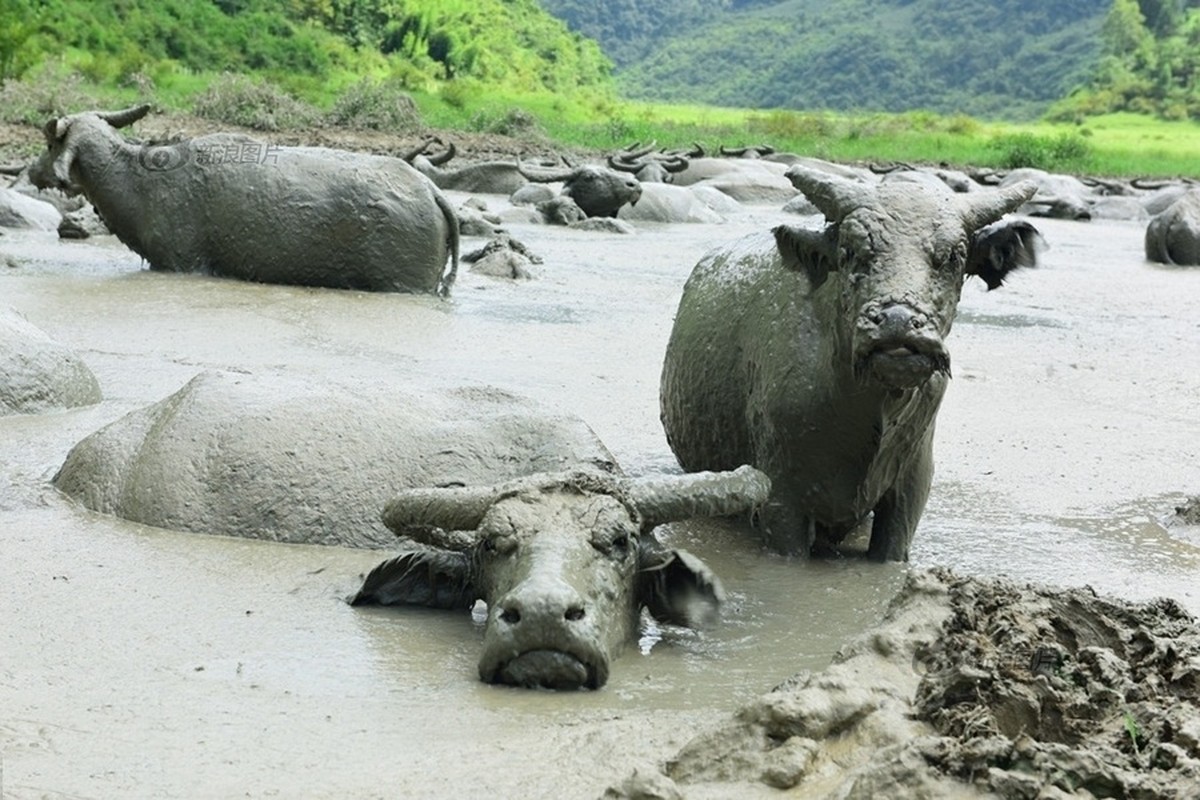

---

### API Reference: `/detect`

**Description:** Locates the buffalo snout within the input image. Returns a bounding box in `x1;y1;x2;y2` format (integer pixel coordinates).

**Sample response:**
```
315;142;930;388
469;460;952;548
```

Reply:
482;580;609;690
856;302;950;388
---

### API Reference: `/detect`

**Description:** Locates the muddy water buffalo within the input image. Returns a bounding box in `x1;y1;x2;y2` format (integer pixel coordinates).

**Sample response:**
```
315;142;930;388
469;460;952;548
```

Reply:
517;161;642;218
1145;188;1200;265
660;166;1042;561
33;105;459;295
352;465;770;690
404;139;531;195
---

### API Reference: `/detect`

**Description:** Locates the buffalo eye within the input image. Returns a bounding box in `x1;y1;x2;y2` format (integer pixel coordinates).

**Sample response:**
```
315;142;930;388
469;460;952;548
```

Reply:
482;532;517;556
592;526;636;559
945;242;967;272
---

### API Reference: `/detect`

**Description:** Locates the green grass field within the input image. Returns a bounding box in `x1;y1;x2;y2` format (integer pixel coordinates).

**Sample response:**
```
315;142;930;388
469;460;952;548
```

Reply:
5;64;1198;179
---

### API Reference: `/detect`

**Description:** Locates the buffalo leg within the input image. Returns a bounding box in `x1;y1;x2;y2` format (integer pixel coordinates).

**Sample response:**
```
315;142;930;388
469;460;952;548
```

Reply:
867;441;934;561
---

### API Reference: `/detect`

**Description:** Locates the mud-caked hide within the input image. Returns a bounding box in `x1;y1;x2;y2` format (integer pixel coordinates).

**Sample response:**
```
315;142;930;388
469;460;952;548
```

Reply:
351;465;771;690
660;166;1042;561
35;106;459;295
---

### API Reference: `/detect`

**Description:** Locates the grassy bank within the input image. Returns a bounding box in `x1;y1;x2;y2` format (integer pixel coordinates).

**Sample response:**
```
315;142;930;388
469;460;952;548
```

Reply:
3;65;1198;180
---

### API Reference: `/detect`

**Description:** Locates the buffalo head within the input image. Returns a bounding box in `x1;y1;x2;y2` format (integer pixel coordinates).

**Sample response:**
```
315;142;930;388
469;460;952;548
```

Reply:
350;465;770;690
517;161;642;218
773;166;1042;390
35;105;152;193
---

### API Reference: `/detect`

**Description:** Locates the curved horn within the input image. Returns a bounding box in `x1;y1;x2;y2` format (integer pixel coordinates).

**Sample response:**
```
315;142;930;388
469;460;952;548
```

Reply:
426;140;456;166
719;145;746;157
958;180;1038;230
606;154;642;174
785;165;873;222
381;484;501;541
625;465;771;532
400;137;439;163
660;155;690;174
516;156;574;183
98;104;153;128
1131;177;1173;191
618;140;657;160
0;163;25;176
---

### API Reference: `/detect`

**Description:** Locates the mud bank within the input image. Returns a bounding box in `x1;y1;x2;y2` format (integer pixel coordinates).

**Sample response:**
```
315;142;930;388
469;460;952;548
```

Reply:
610;568;1200;799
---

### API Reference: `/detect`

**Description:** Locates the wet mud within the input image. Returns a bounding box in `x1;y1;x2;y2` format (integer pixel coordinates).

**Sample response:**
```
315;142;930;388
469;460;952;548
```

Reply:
614;568;1200;799
1;186;1198;798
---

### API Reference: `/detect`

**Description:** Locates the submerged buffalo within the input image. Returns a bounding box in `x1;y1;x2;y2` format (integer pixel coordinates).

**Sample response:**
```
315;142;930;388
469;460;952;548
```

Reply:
33;105;459;295
1144;188;1200;265
353;465;770;690
516;161;643;218
660;166;1041;561
54;370;768;689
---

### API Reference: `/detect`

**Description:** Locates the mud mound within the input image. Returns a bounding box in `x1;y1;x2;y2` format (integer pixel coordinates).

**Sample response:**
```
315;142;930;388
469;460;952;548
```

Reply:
604;569;1200;799
915;573;1200;799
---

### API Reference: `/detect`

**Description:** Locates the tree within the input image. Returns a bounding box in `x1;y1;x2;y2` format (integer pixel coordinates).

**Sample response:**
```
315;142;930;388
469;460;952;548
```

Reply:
0;0;38;85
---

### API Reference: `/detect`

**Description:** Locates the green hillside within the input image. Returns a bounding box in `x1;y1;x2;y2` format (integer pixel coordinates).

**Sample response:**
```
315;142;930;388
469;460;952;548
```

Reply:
1;0;612;99
540;0;1111;120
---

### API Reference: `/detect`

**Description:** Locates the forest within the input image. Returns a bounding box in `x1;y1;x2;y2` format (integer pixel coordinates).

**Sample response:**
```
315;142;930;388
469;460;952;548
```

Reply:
543;0;1200;120
1;0;1199;123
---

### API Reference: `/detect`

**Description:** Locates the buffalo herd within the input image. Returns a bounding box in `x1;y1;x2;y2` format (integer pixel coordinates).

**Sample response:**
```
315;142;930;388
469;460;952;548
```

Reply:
3;105;1195;689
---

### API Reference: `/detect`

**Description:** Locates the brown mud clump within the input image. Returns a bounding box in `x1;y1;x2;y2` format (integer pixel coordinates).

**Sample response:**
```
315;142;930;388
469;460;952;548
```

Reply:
605;568;1200;799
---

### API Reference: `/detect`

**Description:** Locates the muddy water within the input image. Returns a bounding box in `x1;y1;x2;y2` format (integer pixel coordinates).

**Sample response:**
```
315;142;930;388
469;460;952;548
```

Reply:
1;201;1197;799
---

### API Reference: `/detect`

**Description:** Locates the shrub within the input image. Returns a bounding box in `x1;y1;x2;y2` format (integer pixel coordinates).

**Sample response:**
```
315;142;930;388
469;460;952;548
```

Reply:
990;132;1093;170
469;107;542;137
326;78;421;132
192;73;320;131
0;69;99;125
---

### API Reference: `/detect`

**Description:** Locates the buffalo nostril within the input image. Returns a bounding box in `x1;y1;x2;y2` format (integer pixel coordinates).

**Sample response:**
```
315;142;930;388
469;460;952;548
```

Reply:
564;605;586;622
499;606;521;625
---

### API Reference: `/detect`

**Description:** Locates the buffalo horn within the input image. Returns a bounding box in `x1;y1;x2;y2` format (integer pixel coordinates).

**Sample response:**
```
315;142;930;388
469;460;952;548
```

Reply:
516;156;574;183
785;165;872;222
626;465;771;532
381;484;500;543
426;140;457;166
98;104;153;128
959;180;1038;230
606;154;642;174
618;140;657;160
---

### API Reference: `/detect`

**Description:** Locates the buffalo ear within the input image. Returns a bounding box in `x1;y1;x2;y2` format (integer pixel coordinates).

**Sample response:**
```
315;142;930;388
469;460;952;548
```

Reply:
966;219;1044;290
348;550;475;610
773;224;838;289
637;545;725;628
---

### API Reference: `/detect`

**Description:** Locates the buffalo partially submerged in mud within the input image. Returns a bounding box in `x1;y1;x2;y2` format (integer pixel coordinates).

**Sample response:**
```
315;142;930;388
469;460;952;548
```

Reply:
33;105;460;295
661;167;1042;561
516;161;643;218
53;370;768;690
353;465;770;690
1144;188;1200;265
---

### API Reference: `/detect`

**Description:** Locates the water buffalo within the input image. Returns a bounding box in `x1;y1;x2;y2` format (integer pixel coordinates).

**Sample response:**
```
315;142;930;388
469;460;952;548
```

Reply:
53;370;769;689
1;306;101;415
607;141;690;184
353;465;770;690
1145;188;1200;265
404;139;531;195
33;105;460;295
516;161;642;218
660;166;1042;561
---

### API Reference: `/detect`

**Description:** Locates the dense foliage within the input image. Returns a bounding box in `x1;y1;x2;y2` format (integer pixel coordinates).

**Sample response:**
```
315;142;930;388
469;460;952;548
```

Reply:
541;0;1112;121
3;0;611;98
1051;0;1200;119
